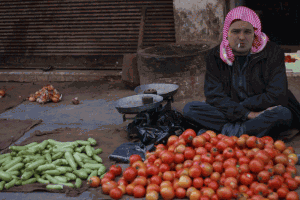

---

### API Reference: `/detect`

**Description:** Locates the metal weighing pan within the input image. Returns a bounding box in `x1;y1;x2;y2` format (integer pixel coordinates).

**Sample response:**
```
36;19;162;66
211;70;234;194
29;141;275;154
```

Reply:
115;94;164;114
134;83;179;99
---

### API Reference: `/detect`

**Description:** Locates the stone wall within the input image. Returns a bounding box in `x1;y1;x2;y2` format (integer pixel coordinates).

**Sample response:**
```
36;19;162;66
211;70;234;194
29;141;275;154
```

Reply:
173;0;225;44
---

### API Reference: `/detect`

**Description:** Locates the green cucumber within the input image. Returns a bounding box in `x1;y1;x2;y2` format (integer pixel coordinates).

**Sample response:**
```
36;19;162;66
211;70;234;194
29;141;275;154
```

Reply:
36;164;56;172
0;171;13;182
65;152;77;171
0;181;5;190
46;184;63;190
45;174;59;184
54;176;68;183
42;170;63;176
59;182;74;188
97;165;106;176
3;157;23;171
52;148;74;154
4;179;16;189
85;145;94;157
92;154;102;163
21;178;37;185
87;170;98;181
73;170;88;179
51;152;64;160
87;138;97;146
6;162;24;172
7;170;20;176
52;159;69;166
37;178;50;184
9;145;28;152
83;163;104;170
21;171;34;180
75;178;82;189
93;148;103;155
81;168;92;174
77;152;91;160
45;153;52;163
65;173;77;181
83;159;98;164
76;140;91;146
26;159;46;171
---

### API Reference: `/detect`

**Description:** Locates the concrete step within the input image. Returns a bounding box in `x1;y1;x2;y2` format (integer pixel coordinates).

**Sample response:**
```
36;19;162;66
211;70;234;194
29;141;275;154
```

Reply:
0;69;122;82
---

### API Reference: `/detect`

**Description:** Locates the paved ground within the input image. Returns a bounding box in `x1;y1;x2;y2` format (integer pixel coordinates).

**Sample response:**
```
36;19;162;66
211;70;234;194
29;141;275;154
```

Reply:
1;75;300;199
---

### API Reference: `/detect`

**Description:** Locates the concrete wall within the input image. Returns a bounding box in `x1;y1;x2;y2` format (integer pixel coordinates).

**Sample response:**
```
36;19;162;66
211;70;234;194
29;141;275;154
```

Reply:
173;0;225;44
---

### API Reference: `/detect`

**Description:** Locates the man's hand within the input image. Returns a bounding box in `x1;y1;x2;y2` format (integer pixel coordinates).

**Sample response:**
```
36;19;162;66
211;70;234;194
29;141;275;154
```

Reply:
246;105;280;120
247;111;264;120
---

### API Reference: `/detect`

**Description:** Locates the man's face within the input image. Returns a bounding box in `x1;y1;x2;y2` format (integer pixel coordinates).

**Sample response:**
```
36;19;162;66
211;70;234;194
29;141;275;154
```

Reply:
228;20;255;56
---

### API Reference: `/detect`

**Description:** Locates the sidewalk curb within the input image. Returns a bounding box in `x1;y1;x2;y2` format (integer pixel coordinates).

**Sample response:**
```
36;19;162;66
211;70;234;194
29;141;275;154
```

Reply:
0;69;122;82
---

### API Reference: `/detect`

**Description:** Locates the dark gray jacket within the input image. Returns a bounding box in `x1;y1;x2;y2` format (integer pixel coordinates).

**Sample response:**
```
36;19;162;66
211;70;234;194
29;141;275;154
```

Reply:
204;41;300;128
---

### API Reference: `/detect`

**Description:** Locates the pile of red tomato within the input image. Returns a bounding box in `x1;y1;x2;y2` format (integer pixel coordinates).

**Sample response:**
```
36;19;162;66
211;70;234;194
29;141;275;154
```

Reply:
100;129;300;200
285;55;297;63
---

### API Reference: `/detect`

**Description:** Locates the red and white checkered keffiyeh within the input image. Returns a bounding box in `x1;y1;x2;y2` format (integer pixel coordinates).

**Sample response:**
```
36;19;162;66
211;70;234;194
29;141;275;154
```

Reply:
220;6;269;66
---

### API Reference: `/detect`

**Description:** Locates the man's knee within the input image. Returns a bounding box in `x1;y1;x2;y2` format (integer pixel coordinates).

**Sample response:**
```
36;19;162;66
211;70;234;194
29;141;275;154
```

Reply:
274;106;293;125
183;101;206;116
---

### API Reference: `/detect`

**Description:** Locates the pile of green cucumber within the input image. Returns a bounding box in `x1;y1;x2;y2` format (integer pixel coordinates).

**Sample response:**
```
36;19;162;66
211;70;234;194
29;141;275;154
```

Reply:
0;137;106;190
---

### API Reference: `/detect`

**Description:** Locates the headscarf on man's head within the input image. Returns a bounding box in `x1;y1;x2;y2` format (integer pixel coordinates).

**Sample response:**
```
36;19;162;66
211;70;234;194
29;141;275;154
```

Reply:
220;6;269;66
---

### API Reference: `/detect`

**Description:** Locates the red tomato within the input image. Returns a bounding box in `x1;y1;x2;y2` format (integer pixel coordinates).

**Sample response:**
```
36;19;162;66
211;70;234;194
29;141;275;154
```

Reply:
103;171;116;180
189;165;202;178
192;135;206;148
146;183;160;193
109;187;123;200
253;183;269;197
184;147;196;160
224;166;239;178
239;173;254;186
109;165;122;176
274;140;286;152
217;186;233;200
286;191;299;200
210;147;220;157
162;171;174;182
129;154;142;165
212;161;223;173
246;136;257;148
261;136;274;144
182;129;197;143
277;187;289;199
249;159;265;173
257;170;270;183
239;163;250;174
193;177;204;189
150;175;162;185
133;185;146;198
268;176;282;190
161;151;175;165
286;178;299;190
123;167;137;182
102;181;118;195
167;135;179;147
159;163;170;173
201;153;214;164
88;176;101;187
146;165;159;176
175;187;186;199
255;150;270;165
133;176;147;186
174;153;185;164
223;147;235;159
216;140;228;151
200;162;213;177
274;163;285;175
